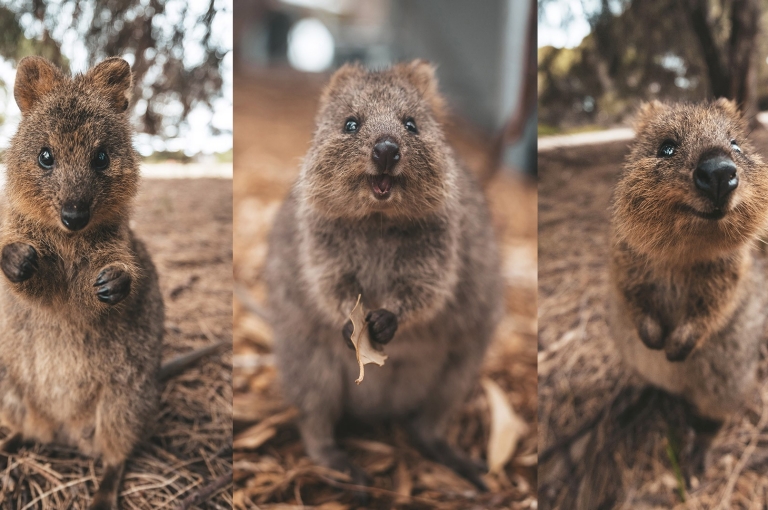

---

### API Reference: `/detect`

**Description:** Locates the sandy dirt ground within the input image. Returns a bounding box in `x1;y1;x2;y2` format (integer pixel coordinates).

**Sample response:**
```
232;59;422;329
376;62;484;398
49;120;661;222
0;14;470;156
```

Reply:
233;67;537;509
0;178;233;509
538;131;768;510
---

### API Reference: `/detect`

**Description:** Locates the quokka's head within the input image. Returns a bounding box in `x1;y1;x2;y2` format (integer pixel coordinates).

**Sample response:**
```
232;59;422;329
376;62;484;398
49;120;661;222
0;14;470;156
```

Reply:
299;60;455;221
5;56;139;233
613;99;768;262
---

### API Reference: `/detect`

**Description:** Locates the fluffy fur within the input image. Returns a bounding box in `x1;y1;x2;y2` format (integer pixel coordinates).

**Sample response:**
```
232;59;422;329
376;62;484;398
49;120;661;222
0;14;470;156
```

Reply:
609;99;768;473
266;61;502;488
0;57;163;510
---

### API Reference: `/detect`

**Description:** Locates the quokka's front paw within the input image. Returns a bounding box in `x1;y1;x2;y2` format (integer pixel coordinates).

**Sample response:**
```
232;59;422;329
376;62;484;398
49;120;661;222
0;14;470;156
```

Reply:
342;319;355;350
1;243;38;283
366;309;398;344
94;266;131;305
665;323;703;362
637;314;664;350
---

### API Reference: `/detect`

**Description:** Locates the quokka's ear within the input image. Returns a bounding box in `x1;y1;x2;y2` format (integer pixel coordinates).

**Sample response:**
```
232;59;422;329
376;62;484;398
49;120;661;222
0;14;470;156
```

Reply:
84;57;133;113
713;97;742;119
319;62;366;106
395;59;446;117
14;56;66;115
634;100;667;133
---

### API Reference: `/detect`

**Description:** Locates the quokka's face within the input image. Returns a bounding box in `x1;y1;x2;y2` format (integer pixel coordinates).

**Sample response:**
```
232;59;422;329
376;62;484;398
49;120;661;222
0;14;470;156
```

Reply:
5;57;139;233
300;60;454;221
613;99;768;260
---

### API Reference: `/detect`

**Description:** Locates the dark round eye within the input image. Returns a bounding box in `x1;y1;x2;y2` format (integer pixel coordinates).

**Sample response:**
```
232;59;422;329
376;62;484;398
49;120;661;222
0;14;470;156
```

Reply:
344;118;359;133
38;148;54;170
657;140;676;158
731;139;742;153
92;150;110;171
404;118;418;133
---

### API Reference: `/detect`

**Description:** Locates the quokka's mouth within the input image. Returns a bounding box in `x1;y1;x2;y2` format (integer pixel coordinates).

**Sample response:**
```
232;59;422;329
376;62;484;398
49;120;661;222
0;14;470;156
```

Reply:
677;203;727;221
370;175;393;200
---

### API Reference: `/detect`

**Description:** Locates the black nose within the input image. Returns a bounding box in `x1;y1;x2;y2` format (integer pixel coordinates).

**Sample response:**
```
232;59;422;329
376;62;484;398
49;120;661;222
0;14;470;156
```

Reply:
693;155;738;207
60;201;91;231
372;137;400;173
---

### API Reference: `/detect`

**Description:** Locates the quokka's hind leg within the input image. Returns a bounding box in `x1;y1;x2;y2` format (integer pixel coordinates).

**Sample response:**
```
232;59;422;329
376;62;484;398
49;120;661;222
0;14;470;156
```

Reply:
404;365;488;490
682;410;724;484
0;432;23;454
89;461;125;510
0;432;23;471
406;419;488;491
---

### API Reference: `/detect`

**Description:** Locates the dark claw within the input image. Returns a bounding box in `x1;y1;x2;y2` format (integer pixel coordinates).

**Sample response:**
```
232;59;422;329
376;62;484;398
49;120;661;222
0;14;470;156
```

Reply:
410;435;488;491
325;449;370;504
94;266;131;305
666;328;699;362
366;309;398;344
342;319;355;350
666;342;696;362
1;243;38;283
637;316;664;350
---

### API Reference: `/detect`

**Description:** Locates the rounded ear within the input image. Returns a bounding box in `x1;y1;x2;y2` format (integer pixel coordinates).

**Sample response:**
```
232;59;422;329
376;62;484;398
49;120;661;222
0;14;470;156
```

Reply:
634;100;666;133
14;56;65;115
319;62;366;106
714;97;741;118
395;60;446;117
85;57;133;113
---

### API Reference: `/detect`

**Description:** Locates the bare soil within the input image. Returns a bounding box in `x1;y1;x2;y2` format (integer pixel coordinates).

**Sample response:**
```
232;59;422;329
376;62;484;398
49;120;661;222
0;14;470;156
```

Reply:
233;67;538;509
538;131;768;510
0;177;233;509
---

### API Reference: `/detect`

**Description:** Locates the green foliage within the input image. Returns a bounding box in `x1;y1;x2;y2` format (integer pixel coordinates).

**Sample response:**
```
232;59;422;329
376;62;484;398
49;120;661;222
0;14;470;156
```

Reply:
538;0;739;129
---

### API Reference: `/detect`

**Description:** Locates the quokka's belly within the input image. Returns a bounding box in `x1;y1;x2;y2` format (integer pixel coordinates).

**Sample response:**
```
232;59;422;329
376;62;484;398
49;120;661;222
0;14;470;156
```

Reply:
0;312;109;449
340;322;455;420
608;282;764;420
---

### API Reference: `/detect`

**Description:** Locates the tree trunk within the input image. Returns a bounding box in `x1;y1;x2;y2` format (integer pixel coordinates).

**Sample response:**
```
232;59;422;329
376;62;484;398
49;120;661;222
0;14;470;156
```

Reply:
684;0;760;123
728;0;760;121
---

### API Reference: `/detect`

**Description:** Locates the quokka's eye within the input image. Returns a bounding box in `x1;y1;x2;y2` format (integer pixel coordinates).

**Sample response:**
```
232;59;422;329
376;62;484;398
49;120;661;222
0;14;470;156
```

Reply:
404;117;418;134
92;150;110;171
38;148;54;170
657;140;677;158
344;118;359;133
731;139;742;153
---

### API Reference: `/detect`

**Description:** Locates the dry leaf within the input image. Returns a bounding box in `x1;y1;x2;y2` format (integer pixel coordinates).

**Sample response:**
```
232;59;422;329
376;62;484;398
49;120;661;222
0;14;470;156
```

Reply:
348;294;387;384
481;377;528;474
234;407;299;449
395;459;413;503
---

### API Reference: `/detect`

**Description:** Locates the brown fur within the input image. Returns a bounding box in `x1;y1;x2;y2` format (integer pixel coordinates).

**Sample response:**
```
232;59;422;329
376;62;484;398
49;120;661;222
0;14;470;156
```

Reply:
0;57;163;510
609;100;768;474
266;61;502;489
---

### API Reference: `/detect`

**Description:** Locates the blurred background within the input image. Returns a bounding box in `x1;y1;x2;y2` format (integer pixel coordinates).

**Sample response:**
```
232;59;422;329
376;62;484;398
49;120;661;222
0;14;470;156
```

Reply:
233;0;538;508
0;1;234;508
236;0;535;175
539;0;768;134
0;0;232;169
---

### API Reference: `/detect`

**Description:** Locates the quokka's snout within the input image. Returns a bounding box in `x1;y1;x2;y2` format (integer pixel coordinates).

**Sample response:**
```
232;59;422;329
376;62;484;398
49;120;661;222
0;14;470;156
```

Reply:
692;151;739;210
60;199;91;231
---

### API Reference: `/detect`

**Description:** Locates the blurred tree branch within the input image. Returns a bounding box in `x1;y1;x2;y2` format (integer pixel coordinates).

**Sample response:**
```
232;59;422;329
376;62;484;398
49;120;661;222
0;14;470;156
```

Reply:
0;0;230;138
538;0;764;129
683;0;759;120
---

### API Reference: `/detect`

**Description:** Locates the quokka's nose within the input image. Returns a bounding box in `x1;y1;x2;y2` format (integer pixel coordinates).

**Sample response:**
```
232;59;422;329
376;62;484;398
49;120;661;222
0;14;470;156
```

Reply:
60;201;91;231
693;155;738;208
372;137;400;173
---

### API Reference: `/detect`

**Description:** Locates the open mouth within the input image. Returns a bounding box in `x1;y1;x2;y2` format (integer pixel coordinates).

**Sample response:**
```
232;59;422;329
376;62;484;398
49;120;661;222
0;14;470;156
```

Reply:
370;175;393;200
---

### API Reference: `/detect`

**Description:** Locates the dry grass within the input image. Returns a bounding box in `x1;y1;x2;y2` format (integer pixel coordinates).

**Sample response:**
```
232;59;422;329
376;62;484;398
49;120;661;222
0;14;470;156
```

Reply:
538;132;768;510
0;178;233;509
233;66;537;509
